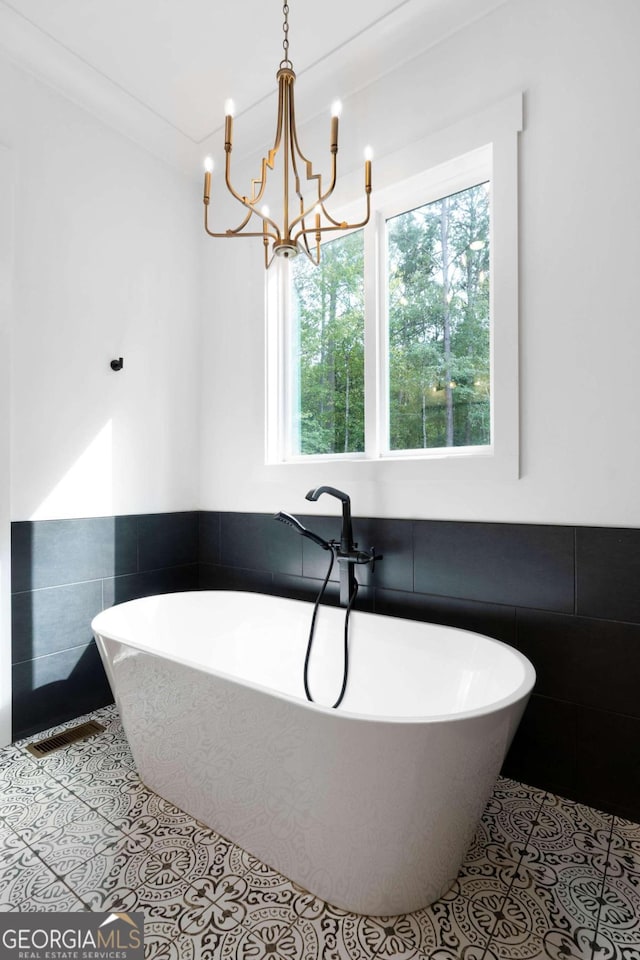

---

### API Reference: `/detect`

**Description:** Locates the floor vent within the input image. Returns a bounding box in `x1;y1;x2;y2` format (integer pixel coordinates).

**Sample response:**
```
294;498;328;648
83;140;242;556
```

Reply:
26;719;105;758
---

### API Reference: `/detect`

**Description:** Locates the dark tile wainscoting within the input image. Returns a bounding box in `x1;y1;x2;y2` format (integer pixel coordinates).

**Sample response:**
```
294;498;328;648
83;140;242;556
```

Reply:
10;512;199;741
9;510;640;822
200;512;640;822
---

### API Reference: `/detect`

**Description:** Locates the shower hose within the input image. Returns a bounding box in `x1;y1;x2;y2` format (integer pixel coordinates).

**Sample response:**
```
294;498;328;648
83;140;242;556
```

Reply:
303;546;358;710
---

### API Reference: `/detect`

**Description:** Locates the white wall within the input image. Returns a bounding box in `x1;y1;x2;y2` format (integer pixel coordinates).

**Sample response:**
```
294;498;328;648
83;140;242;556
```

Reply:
1;55;201;521
199;0;640;527
0;143;13;744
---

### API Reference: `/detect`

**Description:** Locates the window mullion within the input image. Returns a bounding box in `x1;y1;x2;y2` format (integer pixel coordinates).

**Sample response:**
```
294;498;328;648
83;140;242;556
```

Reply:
363;212;381;458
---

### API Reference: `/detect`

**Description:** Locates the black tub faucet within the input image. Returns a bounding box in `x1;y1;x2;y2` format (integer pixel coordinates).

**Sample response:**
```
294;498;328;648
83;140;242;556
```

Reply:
305;486;381;606
275;487;381;607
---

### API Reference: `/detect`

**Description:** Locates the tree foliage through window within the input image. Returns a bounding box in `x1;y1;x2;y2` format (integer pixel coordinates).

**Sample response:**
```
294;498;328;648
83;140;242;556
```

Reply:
388;182;490;450
291;231;365;455
289;180;490;456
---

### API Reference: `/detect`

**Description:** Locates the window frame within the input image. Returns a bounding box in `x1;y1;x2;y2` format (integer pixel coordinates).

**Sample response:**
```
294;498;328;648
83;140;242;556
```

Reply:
373;149;492;460
265;93;522;482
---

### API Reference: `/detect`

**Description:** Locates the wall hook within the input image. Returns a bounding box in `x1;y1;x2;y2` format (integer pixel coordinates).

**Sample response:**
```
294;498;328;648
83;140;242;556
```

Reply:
110;357;124;371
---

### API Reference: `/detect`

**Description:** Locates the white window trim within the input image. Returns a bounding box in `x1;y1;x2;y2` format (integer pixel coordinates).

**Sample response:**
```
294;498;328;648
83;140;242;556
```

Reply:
374;147;492;461
265;92;522;484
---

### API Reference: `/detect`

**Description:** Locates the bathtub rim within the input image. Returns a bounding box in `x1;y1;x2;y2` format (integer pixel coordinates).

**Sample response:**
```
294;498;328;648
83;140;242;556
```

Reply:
92;590;536;726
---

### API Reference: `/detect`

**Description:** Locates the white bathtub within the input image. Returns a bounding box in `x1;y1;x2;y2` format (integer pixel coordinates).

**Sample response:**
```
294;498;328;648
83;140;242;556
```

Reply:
92;590;535;915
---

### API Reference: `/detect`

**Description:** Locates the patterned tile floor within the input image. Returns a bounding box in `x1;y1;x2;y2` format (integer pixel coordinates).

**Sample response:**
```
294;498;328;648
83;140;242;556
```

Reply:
1;704;639;960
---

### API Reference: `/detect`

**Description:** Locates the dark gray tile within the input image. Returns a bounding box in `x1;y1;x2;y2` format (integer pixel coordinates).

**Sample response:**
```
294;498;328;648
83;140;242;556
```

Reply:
502;694;578;799
413;519;574;612
272;574;374;611
11;517;138;592
220;513;302;575
300;515;341;582
353;517;412;591
575;707;640;822
199;511;221;565
299;515;412;592
103;565;199;607
137;512;198;572
199;563;273;594
374;588;516;644
272;572;341;604
199;562;218;590
12;642;113;741
12;581;103;665
576;527;640;623
516;609;640;719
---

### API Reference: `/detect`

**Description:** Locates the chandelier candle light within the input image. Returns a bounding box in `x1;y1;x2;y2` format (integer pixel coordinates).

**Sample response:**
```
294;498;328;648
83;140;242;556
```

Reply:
202;0;372;268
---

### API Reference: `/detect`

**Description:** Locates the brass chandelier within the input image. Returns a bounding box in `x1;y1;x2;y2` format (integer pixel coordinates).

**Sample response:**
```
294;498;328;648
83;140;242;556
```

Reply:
202;0;372;268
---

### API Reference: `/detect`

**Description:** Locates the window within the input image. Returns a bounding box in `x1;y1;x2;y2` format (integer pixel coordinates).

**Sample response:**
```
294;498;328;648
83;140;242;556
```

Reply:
290;230;365;456
386;181;490;453
266;94;521;480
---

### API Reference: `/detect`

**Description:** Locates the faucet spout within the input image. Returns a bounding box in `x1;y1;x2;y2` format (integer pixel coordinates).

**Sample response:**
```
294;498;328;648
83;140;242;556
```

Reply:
305;486;353;555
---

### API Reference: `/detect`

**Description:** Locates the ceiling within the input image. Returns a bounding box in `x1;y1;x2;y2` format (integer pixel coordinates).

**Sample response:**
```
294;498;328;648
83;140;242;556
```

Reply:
0;0;510;172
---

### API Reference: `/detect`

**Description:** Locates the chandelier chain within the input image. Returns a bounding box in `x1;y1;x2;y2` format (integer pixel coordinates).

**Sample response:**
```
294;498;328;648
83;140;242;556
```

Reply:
280;0;293;69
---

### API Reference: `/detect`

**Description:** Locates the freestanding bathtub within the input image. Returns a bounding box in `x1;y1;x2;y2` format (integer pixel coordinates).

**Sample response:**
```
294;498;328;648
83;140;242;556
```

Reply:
92;591;535;916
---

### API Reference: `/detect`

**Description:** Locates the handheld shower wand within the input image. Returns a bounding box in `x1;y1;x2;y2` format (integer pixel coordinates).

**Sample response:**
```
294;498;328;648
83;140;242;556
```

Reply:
274;511;332;551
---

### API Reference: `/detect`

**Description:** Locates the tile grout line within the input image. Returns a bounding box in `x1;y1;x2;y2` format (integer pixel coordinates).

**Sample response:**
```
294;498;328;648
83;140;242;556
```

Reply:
159;858;304;957
3;714;143;909
0;806;91;912
482;787;549;952
588;812;616;959
4;772;135;912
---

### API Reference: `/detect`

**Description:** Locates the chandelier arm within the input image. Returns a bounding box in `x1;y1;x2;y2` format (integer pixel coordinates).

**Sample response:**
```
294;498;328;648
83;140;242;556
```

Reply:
287;80;319;172
288;181;328;234
223;156;282;241
209;204;277;241
265;245;280;269
225;74;286;212
287;151;339;236
300;229;312;258
249;74;288;206
257;210;281;239
224;152;254;210
209;230;279;240
319;151;338;203
282;149;341;237
298;243;320;267
288;82;340;206
234;207;281;241
288;156;329;218
285;78;340;237
249;160;270;206
204;204;235;238
230;208;256;234
206;205;278;240
292;193;372;245
287;89;313;214
314;207;345;229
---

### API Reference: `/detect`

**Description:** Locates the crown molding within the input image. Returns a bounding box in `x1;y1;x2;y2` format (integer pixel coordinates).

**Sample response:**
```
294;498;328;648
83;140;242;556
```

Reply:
0;2;195;172
0;0;512;179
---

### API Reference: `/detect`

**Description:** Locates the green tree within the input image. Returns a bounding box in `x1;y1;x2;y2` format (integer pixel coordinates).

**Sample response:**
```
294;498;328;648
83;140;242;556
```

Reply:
292;231;365;454
387;182;490;450
289;182;490;455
